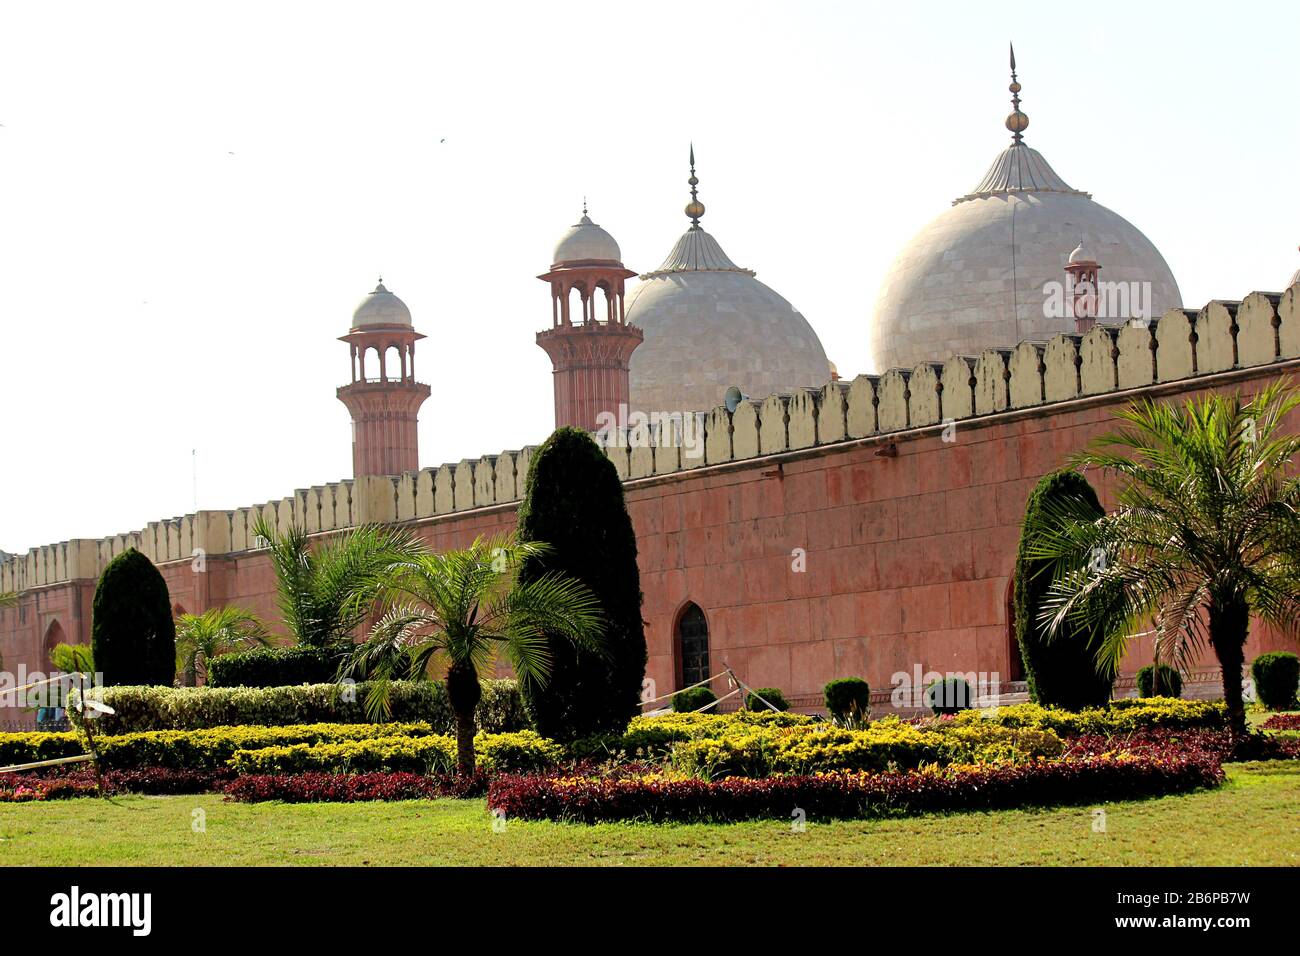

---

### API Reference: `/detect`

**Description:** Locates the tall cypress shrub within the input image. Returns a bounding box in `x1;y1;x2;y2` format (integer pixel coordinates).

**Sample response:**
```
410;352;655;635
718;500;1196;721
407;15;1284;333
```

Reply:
1013;470;1114;710
516;427;646;741
91;548;177;686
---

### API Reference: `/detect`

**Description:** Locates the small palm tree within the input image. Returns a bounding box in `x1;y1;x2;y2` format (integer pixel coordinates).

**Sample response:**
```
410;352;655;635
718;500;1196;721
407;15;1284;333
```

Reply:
0;591;17;609
1028;380;1300;737
175;607;270;685
252;517;424;651
49;642;94;673
345;534;605;774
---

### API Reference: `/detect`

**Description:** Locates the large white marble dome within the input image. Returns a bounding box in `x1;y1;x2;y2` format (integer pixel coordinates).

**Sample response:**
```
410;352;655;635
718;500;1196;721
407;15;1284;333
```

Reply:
869;94;1181;372
627;208;830;415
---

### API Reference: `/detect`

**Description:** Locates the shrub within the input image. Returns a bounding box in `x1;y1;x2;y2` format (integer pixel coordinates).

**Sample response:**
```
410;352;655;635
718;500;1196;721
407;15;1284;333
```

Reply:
671;687;717;713
1252;652;1300;711
488;748;1225;824
968;698;1225;736
206;646;341;688
91;548;176;686
926;677;973;715
1013;471;1114;710
73;679;525;734
824;678;871;723
1136;664;1183;699
225;772;442;803
227;730;561;776
1263;714;1300;731
517;427;647;742
746;688;789;712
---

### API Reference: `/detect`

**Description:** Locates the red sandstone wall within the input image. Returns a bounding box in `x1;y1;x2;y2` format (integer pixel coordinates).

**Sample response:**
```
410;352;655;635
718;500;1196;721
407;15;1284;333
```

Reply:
4;370;1295;717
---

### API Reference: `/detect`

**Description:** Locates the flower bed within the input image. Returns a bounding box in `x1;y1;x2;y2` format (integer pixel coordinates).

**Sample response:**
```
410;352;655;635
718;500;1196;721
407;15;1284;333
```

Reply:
487;748;1225;824
227;730;561;776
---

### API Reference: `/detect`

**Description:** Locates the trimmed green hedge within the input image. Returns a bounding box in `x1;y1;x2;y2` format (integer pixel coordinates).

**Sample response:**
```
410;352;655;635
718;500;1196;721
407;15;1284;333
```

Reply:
206;647;341;688
230;730;562;776
671;687;718;713
73;679;526;734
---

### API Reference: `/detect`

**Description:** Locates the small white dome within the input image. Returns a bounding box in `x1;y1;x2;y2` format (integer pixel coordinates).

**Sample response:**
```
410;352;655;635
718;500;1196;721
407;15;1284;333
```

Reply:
552;214;622;265
351;281;412;329
1068;239;1096;264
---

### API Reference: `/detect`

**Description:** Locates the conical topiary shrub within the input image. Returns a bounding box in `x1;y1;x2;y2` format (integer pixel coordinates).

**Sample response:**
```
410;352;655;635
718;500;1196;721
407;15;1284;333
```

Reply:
516;427;646;741
91;548;176;686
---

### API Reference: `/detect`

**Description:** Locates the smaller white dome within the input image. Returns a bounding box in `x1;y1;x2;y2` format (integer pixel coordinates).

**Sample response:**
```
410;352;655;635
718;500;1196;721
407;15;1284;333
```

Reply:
1069;239;1097;264
552;213;621;265
352;281;411;328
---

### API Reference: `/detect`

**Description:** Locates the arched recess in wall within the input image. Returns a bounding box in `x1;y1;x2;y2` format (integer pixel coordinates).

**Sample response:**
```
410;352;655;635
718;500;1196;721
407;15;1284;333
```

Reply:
1004;577;1026;683
675;602;711;690
43;619;66;669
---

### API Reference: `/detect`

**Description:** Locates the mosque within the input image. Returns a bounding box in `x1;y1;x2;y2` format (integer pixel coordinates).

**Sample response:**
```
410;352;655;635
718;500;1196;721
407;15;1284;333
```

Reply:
2;52;1297;720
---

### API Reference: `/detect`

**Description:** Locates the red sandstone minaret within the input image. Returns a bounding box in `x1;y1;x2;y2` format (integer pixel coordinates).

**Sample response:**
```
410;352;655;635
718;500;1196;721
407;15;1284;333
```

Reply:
1066;239;1101;333
536;205;643;431
337;279;432;477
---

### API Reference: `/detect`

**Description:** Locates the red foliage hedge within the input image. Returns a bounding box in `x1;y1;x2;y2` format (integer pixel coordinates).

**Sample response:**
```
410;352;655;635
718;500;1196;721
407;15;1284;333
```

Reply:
1262;714;1300;731
487;749;1225;824
0;767;231;802
224;770;490;803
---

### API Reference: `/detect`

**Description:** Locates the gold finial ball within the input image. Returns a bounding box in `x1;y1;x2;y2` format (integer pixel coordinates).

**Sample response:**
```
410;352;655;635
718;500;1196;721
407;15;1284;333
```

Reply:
685;200;706;220
1005;110;1029;134
1009;80;1022;94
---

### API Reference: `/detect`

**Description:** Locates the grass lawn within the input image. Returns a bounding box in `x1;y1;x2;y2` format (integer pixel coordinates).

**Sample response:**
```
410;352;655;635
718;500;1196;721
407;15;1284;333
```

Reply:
0;760;1296;866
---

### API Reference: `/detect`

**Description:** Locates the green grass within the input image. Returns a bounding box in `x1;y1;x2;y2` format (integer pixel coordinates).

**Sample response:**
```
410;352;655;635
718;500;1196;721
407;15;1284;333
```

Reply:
1;761;1298;866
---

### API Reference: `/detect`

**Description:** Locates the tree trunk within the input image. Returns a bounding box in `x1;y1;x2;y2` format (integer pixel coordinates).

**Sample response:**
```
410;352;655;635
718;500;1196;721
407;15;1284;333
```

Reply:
445;658;482;775
454;709;476;776
1209;598;1250;738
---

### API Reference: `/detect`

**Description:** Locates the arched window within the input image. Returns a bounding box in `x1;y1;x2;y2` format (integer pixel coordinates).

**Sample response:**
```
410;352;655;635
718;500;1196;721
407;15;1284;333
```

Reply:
676;603;710;688
43;619;66;669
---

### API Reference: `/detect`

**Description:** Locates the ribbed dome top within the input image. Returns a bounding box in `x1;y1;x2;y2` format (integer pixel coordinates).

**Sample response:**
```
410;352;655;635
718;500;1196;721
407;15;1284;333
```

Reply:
552;214;622;265
351;281;412;329
956;144;1091;203
642;227;755;277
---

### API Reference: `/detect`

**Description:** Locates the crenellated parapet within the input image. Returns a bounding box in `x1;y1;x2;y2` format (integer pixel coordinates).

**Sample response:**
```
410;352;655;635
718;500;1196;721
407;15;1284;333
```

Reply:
4;285;1299;591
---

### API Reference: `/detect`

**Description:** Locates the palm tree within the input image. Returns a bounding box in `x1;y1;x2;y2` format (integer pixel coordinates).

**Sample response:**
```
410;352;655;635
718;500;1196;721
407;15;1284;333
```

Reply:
49;642;94;673
1027;380;1300;737
252;517;424;651
344;534;605;774
0;591;17;609
175;607;270;685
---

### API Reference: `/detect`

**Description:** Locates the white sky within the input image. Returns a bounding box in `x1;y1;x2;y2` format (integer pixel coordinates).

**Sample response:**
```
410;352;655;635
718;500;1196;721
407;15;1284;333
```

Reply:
2;0;1297;555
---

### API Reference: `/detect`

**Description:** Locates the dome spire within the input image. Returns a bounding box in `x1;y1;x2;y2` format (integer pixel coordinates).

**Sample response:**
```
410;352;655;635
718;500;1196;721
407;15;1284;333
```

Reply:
1006;43;1028;144
685;143;706;230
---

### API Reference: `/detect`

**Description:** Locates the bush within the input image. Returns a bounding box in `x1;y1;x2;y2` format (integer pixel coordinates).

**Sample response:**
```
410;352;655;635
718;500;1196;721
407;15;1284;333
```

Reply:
91;548;176;686
970;698;1225;736
72;679;527;734
1252;652;1300;711
517;427;647;742
926;677;973;715
1013;471;1114;710
225;772;443;803
228;730;561;776
824;678;871;723
745;688;789;712
671;687;718;713
488;748;1225;824
1136;664;1183;699
206;646;341;688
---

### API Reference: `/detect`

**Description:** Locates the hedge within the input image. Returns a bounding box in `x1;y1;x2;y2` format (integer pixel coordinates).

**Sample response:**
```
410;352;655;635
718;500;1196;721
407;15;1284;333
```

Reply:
206;647;341;688
488;749;1225;824
91;548;176;686
70;679;526;734
228;730;562;776
745;688;790;712
671;687;717;713
0;722;440;771
975;698;1225;736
